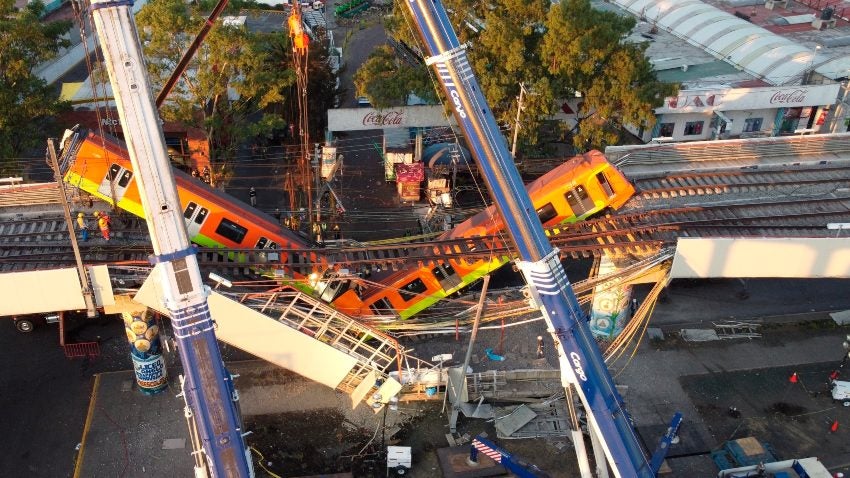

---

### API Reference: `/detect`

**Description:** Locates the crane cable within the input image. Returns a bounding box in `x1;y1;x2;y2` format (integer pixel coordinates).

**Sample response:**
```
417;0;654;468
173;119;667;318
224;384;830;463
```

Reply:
288;6;312;214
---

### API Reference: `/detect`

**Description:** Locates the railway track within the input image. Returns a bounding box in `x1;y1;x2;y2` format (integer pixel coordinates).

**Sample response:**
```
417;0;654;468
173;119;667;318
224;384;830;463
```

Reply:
634;164;850;199
4;166;850;273
0;216;152;272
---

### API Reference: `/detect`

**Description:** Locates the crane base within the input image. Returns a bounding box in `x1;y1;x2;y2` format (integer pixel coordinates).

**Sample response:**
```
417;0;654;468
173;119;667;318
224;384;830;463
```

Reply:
436;445;506;477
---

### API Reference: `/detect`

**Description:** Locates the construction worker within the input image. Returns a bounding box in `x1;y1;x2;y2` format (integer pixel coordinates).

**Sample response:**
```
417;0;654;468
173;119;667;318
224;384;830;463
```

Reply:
76;212;89;242
94;211;111;241
332;223;341;240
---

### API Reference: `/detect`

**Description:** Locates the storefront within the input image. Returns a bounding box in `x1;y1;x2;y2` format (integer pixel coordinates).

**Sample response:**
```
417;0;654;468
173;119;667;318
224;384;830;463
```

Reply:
645;83;841;142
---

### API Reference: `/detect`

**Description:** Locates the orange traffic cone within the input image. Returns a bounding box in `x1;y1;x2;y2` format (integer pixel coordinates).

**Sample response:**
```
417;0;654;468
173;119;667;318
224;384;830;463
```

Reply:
831;420;839;433
789;372;799;383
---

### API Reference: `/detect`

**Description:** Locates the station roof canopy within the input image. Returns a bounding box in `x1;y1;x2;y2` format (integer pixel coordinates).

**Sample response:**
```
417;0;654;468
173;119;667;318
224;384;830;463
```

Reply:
611;0;815;85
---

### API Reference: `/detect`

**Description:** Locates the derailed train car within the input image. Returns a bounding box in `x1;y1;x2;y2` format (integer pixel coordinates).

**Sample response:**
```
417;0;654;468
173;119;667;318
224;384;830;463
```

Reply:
59;127;634;320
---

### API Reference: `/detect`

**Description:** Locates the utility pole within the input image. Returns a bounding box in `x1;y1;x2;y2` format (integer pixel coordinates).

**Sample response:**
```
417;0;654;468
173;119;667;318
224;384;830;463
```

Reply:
313;142;322;243
511;82;528;159
48;138;98;319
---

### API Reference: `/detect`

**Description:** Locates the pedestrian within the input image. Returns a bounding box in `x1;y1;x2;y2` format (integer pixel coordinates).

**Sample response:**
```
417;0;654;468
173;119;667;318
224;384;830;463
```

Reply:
77;212;89;242
94;211;111;241
249;187;257;207
274;208;281;221
332;223;341;240
536;336;545;359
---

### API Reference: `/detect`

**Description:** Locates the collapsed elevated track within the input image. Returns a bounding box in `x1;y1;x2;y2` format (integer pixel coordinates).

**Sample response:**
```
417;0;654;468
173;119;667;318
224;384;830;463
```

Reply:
3;160;850;274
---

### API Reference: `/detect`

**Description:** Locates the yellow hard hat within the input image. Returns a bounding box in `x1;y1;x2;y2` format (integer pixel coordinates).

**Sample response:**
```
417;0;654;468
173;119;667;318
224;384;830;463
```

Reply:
78;212;84;217
93;211;100;217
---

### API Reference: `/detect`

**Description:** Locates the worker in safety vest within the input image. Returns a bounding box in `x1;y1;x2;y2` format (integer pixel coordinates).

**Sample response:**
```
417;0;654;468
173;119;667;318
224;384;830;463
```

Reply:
77;212;89;242
94;211;111;241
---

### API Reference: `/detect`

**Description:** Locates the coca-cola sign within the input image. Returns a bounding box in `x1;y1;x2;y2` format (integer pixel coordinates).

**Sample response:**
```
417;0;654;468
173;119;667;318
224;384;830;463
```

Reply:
362;110;404;126
770;89;808;105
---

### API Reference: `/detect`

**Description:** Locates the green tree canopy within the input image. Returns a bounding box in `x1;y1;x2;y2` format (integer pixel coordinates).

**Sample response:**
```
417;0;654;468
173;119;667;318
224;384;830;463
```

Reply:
136;0;332;177
353;45;436;109
0;0;71;175
372;0;677;152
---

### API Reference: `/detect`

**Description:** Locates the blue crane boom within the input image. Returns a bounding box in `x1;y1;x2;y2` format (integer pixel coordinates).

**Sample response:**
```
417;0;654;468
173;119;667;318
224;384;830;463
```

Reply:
88;0;253;476
400;0;655;475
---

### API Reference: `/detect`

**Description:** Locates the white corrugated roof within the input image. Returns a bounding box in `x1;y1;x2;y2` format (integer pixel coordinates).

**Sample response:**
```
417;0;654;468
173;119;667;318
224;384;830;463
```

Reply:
613;0;814;85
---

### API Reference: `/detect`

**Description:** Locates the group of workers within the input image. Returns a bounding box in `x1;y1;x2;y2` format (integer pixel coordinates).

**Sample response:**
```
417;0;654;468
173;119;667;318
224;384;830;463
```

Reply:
76;210;112;241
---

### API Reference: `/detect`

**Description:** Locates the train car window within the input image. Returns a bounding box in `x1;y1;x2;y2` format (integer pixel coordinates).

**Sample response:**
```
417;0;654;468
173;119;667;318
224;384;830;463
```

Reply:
536;203;557;224
369;297;393;315
118;170;133;187
432;263;456;280
183;202;197;219
256;237;268;249
215;218;248;244
596;172;614;198
194;208;208;224
399;278;428;301
106;163;121;181
268;242;278;249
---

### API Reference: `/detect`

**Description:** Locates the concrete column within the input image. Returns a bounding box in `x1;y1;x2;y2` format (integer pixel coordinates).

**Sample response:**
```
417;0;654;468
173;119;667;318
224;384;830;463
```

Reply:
122;309;168;395
589;255;633;339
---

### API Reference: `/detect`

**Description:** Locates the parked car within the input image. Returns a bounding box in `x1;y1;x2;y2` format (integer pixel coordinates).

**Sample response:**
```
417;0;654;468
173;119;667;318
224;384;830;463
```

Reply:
11;313;60;333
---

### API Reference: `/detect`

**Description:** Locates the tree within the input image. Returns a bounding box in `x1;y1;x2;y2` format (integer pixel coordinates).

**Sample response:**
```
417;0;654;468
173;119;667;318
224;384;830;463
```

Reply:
0;0;71;175
353;45;435;109
136;0;299;183
541;0;677;148
375;0;677;152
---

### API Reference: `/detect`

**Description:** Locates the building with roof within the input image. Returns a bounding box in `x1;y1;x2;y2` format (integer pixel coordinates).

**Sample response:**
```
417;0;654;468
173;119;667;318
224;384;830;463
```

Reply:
558;0;850;143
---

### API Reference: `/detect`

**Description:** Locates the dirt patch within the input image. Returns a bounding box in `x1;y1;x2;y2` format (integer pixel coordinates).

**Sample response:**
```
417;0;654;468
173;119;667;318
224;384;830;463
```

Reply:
765;402;807;417
246;409;375;476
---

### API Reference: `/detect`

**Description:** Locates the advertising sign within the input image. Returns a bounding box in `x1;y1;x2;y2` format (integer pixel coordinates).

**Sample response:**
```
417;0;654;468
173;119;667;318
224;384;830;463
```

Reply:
123;310;168;394
655;83;840;114
327;105;454;131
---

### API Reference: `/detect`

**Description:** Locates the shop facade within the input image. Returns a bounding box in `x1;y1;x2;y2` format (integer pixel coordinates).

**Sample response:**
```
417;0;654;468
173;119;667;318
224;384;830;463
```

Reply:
643;83;841;142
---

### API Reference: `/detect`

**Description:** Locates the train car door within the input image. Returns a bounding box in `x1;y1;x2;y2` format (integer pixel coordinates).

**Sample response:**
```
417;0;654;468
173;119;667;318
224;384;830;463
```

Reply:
254;237;281;263
432;263;462;291
183;202;209;239
97;163;134;201
565;185;595;217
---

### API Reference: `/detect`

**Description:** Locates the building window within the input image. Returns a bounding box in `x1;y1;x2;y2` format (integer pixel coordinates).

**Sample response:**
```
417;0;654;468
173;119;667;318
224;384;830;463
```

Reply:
684;121;704;136
743;118;763;133
659;123;674;136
